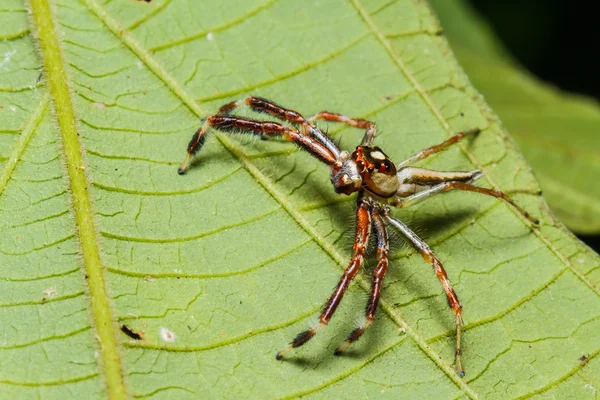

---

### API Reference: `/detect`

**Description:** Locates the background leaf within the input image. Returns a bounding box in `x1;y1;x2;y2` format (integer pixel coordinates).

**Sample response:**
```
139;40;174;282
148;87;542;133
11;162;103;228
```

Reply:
430;0;600;234
1;0;599;399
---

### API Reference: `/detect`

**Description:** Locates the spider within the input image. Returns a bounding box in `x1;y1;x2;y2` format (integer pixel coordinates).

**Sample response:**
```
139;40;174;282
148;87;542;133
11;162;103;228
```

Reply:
177;97;538;377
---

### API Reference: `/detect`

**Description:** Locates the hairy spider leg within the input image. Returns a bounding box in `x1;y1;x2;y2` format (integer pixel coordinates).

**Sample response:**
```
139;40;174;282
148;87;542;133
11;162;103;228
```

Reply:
308;111;377;146
392;168;539;224
385;213;466;377
335;206;389;355
178;116;336;174
444;182;539;224
217;96;342;157
397;128;480;168
276;196;372;360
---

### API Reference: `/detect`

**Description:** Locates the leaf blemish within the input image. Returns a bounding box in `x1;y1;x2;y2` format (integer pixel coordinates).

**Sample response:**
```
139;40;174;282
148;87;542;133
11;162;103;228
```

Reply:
160;327;176;342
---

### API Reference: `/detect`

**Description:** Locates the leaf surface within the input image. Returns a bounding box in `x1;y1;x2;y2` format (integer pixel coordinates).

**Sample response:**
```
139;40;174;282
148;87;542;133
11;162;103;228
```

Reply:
1;0;599;399
430;0;600;234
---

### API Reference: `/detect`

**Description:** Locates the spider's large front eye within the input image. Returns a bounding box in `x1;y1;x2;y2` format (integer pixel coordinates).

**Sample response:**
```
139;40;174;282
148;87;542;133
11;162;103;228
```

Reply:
330;157;363;196
356;160;366;173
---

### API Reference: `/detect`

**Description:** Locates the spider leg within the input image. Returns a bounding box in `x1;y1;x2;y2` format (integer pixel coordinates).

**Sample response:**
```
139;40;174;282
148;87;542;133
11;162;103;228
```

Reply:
392;167;538;224
241;97;343;157
397;128;480;168
441;182;539;223
178;116;336;174
276;195;372;360
308;111;377;146
384;213;466;377
335;206;389;355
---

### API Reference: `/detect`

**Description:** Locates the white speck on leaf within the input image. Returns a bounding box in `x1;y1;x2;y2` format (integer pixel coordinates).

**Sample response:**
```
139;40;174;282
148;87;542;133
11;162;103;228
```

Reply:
0;50;16;70
8;105;16;112
207;32;214;41
161;327;176;342
584;384;598;392
42;287;57;298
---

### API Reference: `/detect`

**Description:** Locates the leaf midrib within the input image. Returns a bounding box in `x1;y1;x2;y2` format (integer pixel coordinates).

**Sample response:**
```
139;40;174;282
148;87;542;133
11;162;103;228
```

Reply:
27;1;126;398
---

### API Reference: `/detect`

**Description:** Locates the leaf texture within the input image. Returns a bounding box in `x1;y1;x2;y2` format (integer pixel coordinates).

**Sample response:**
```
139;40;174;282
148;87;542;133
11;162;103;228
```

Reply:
430;0;600;234
0;0;599;399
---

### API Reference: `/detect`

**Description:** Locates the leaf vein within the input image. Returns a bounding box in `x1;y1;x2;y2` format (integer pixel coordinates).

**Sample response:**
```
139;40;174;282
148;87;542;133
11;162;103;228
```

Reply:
0;94;49;199
91;165;241;196
100;207;280;244
148;0;279;52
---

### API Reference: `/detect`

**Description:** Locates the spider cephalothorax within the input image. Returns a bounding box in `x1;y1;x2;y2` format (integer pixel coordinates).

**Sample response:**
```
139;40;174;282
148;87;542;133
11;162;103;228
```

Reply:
352;146;399;198
178;97;539;377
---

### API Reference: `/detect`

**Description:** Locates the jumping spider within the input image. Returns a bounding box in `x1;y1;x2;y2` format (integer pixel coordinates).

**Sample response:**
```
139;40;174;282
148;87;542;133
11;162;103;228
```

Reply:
178;97;538;377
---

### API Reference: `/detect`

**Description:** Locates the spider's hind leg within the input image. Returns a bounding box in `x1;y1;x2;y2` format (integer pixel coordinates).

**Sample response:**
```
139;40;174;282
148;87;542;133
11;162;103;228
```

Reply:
392;167;538;224
385;214;466;377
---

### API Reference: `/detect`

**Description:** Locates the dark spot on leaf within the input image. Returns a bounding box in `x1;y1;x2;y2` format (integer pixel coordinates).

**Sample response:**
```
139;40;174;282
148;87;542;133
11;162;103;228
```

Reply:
121;324;143;340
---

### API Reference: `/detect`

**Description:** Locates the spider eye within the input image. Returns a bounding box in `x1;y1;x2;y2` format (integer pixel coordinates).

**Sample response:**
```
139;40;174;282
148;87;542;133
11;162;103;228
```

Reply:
379;162;390;173
356;160;366;172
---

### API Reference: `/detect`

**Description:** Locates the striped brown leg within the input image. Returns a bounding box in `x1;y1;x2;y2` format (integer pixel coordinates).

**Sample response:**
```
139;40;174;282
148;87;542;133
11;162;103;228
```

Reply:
392;167;538;224
443;182;539;224
241;97;342;156
178;116;336;174
335;206;389;355
308;111;377;145
276;195;372;360
397;128;480;168
385;213;466;377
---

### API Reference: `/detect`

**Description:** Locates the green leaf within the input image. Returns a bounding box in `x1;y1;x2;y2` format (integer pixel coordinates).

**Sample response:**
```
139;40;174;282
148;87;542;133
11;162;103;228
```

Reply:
430;0;600;234
1;0;599;398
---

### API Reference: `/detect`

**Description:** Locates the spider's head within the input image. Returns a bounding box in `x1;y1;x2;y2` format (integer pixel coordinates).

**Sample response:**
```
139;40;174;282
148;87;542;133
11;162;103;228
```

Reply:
330;151;363;195
351;146;399;198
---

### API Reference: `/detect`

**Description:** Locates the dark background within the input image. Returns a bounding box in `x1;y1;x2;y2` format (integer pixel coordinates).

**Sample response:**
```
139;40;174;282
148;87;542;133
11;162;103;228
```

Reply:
467;0;600;252
468;0;599;99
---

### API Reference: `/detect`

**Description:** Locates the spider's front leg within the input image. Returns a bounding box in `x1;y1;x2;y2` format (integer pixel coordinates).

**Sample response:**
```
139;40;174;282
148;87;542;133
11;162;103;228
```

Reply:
177;115;336;174
335;205;389;355
385;213;466;377
276;195;372;360
308;111;377;146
